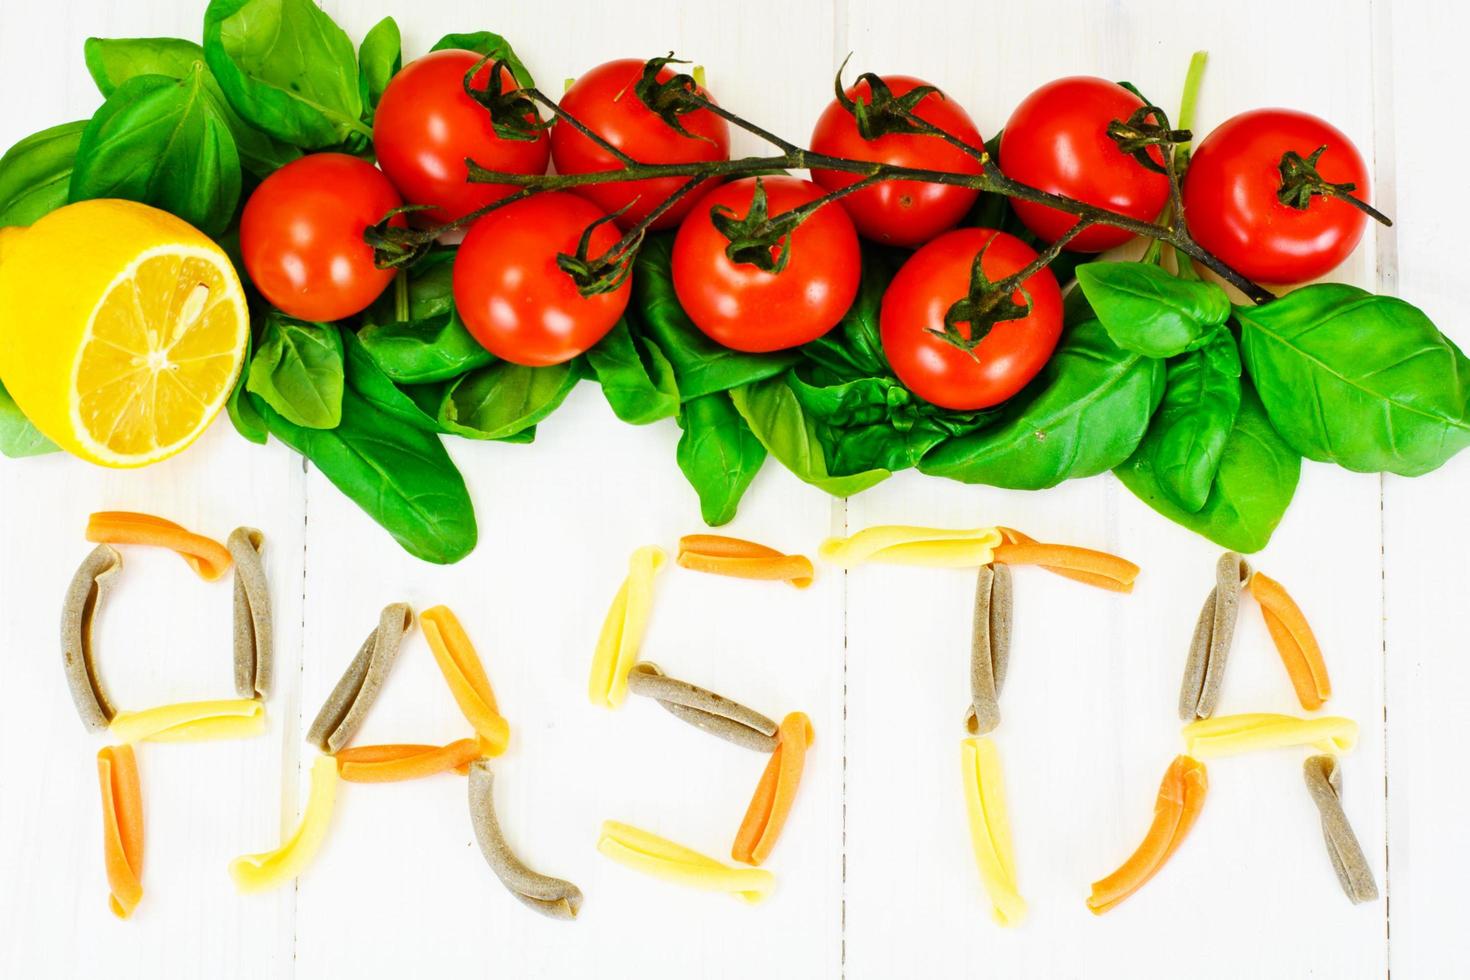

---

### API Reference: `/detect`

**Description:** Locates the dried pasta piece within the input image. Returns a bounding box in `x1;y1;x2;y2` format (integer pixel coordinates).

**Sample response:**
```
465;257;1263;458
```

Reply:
110;699;266;743
85;511;232;581
1303;755;1378;903
97;745;144;919
597;820;776;903
307;603;413;752
676;534;814;588
588;546;666;709
336;738;482;782
1182;713;1357;759
468;763;583;919
626;662;778;752
228;528;272;699
966;563;1012;735
961;736;1026;925
419;606;510;756
1087;755;1208;915
230;755;338;893
732;712;814;866
61;544;122;732
1250;572;1332;711
1177;553;1252;721
819;525;1002;568
993;527;1139;593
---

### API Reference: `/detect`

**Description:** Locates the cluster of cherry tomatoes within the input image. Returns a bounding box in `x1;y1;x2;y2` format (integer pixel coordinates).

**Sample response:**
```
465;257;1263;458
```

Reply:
238;51;1372;412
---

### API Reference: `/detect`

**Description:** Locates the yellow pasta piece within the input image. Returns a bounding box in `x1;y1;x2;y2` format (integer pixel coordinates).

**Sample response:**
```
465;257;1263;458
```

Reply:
818;525;1002;568
229;755;338;893
1182;713;1358;759
420;605;510;755
109;699;266;744
596;820;775;903
961;737;1026;926
588;546;666;709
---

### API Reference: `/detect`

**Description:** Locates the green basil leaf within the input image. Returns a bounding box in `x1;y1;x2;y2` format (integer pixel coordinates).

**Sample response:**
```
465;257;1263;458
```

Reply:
438;361;578;440
0;121;86;228
1238;284;1470;476
1116;382;1300;553
258;389;477;564
799;246;901;379
0;379;58;457
1128;329;1242;512
342;330;442;432
730;374;890;496
586;319;680;425
356;314;493;384
357;17;401;114
204;0;368;149
919;319;1165;489
1075;261;1230;358
631;235;797;398
676;393;766;525
430;32;534;87
227;328;268;444
246;313;344;429
69;69;241;236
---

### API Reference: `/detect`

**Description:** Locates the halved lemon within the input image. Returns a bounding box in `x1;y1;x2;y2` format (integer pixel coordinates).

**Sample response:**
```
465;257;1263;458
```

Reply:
0;199;248;467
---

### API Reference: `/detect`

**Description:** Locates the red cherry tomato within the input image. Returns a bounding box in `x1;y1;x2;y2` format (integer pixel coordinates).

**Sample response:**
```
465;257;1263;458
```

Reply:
1000;76;1169;253
373;49;550;225
880;228;1063;410
672;176;861;353
240;153;403;322
1183;108;1369;285
550;59;730;230
453;193;629;366
809;75;984;247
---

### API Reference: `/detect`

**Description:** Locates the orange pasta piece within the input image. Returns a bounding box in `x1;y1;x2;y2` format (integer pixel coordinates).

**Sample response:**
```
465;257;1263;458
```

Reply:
677;535;814;588
1087;755;1207;915
420;606;510;755
97;745;144;919
335;738;482;782
1249;572;1332;711
732;712;813;866
86;511;232;580
994;527;1139;593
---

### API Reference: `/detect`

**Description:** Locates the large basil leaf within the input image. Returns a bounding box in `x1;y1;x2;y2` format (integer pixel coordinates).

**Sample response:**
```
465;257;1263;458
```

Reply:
799;246;902;379
1116;383;1300;553
343;330;442;433
676;393;766;525
438;361;578;441
69;69;241;236
0;379;58;457
430;32;534;87
246;313;344;429
631;235;797;399
258;390;477;564
1075;261;1230;357
730;374;890;496
357;17;401;115
585;319;680;425
359;250;494;383
203;0;368;149
919;319;1165;488
1238;284;1470;475
0;121;86;228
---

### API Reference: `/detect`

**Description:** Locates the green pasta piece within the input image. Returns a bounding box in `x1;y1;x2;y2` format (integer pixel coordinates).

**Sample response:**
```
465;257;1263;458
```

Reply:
625;662;778;752
467;762;583;920
228;527;272;699
307;603;411;752
60;544;121;731
1178;552;1251;720
966;563;1012;735
1303;755;1379;904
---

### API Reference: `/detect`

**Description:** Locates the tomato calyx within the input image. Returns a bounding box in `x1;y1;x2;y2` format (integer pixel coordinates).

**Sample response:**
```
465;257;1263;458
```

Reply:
709;177;805;273
461;55;548;143
556;206;640;296
831;56;944;141
1276;145;1393;226
931;240;1034;355
363;204;442;270
1105;104;1191;175
633;54;717;144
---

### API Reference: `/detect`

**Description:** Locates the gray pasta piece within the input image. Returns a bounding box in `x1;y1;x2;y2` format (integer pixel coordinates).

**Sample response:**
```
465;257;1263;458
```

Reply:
1303;755;1379;904
1178;553;1251;721
625;662;778;752
228;528;272;699
467;762;583;920
306;603;412;752
966;563;1012;735
60;544;122;732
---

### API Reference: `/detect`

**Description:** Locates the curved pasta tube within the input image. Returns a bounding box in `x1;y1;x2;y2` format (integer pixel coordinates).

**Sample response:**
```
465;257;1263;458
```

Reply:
818;526;1002;568
420;606;510;755
307;603;413;752
732;712;813;865
966;563;1012;736
228;527;272;699
97;745;144;919
1250;572;1332;711
993;527;1140;592
960;737;1026;926
597;820;775;903
1178;553;1252;721
1088;755;1208;915
676;534;814;588
109;698;265;743
1303;755;1378;903
85;511;232;580
230;755;338;893
626;663;778;752
335;739;481;782
588;546;666;709
61;544;121;732
1182;713;1357;759
468;763;583;919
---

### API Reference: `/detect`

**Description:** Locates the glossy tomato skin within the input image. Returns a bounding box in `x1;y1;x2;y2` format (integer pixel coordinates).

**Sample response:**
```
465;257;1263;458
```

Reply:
373;49;550;225
1000;76;1168;253
809;75;984;247
880;228;1063;410
1183;108;1369;285
240;153;404;322
551;59;730;230
672;176;861;353
453;193;629;366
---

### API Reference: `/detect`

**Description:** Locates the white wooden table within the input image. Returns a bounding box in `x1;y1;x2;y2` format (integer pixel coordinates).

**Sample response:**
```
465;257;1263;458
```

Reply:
1;1;1464;977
